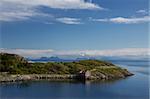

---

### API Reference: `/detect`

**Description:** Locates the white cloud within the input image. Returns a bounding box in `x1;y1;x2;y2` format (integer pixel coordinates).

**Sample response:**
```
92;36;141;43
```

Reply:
110;16;150;24
0;1;53;22
0;48;54;58
136;9;148;15
56;17;81;24
0;10;53;22
53;48;150;57
91;16;150;24
1;0;102;10
0;0;102;22
1;48;149;58
89;17;108;22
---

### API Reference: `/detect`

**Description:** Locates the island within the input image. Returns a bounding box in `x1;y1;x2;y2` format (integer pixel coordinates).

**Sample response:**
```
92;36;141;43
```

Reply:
0;53;133;82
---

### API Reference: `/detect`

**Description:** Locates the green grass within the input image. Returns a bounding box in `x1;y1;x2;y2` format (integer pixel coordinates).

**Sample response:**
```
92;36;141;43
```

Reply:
0;53;130;77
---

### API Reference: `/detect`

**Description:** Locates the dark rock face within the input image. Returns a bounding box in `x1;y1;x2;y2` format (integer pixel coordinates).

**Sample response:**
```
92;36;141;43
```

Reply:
0;53;28;72
0;53;28;64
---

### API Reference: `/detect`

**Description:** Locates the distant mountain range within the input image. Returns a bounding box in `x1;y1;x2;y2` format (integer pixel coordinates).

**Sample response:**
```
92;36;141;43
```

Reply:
27;56;74;62
27;55;149;62
27;56;95;62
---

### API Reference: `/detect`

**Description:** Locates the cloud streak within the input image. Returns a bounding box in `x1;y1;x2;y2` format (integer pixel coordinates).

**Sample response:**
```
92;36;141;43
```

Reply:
0;49;54;57
1;0;102;10
0;0;53;22
0;0;102;22
56;17;81;24
91;16;150;24
136;9;148;15
1;48;149;58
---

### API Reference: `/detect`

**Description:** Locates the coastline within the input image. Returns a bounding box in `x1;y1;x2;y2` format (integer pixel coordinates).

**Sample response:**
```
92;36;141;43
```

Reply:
0;72;133;83
0;53;134;83
0;74;76;83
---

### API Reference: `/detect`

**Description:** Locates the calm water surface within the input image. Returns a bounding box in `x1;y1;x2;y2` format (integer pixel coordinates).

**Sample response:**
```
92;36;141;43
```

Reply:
0;60;149;99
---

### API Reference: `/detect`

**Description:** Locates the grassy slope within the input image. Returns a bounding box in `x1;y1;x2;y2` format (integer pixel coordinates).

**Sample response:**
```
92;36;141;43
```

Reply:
0;53;132;79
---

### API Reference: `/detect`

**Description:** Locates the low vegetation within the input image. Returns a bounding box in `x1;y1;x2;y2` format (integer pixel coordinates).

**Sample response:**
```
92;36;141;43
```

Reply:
0;53;133;81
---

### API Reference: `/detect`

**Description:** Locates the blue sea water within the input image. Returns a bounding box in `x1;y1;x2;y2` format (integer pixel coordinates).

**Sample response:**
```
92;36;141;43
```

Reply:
0;60;149;99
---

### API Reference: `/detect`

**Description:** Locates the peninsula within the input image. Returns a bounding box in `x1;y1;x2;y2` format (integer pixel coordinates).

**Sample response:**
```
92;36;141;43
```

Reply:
0;53;133;82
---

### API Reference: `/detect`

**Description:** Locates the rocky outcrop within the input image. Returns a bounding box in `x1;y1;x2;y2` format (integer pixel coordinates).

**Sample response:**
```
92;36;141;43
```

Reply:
90;67;133;80
0;74;77;82
0;71;133;83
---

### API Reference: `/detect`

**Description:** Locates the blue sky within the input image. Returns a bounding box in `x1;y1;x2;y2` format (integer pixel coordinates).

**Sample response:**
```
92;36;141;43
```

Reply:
0;0;149;57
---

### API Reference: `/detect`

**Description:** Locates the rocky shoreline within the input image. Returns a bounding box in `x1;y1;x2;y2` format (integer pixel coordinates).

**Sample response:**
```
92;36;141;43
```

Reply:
0;74;77;83
0;72;133;83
